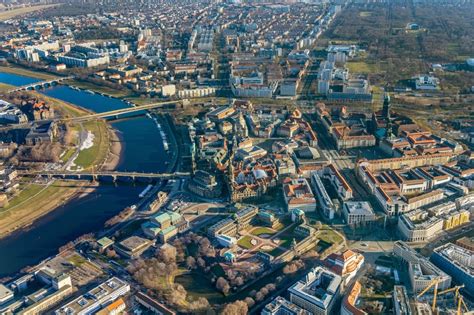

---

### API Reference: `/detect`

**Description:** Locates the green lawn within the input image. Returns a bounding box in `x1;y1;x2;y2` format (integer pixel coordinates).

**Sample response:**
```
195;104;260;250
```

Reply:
0;65;57;80
346;61;381;75
68;253;87;266
61;147;76;163
0;82;14;93
251;227;276;237
73;121;109;169
0;184;44;212
237;235;255;249
318;226;344;245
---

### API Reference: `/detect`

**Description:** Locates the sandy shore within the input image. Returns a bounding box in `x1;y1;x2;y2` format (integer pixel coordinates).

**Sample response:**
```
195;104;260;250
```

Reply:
102;128;123;171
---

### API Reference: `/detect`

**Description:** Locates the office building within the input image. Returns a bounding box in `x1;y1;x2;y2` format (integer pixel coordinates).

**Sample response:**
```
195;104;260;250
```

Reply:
288;266;342;315
262;296;310;315
393;241;451;293
431;243;474;293
343;201;376;226
55;277;130;315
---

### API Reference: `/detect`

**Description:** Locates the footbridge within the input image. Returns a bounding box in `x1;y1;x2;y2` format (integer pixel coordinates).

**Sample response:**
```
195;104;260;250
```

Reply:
20;170;191;182
8;76;75;93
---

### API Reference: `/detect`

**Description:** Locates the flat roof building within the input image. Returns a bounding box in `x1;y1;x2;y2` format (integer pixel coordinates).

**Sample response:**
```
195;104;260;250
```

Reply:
393;285;412;315
343;201;376;226
262;296;311;315
288;266;342;315
393;241;451;293
431;243;474;293
55;277;130;315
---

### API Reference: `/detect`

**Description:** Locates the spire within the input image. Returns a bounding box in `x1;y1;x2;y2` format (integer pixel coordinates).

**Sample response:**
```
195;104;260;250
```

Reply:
383;93;391;120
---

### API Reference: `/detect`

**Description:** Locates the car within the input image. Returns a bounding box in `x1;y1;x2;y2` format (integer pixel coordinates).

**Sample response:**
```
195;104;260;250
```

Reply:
360;243;368;247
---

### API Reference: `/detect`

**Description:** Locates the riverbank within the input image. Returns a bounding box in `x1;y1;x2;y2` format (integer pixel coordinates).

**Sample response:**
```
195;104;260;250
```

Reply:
0;4;59;21
0;83;123;239
0;181;97;238
0;65;57;81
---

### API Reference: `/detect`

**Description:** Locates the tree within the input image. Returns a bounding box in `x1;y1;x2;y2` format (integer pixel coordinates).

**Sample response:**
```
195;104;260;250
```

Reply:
105;248;118;258
283;260;305;274
244;297;255;308
186;256;196;269
188;297;210;311
216;277;230;295
156;244;177;264
197;257;206;268
221;300;248;315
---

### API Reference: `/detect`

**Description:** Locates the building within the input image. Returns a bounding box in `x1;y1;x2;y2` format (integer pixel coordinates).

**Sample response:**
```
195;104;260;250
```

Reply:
311;172;336;220
96;237;114;252
216;234;237;247
142;211;187;242
414;75;438;90
456;236;474;251
135;292;176;315
343;201;376;226
397;210;444;242
0;284;14;305
393;286;412;315
430;243;474;293
283;178;317;212
1;271;74;315
393;241;451;293
207;205;258;237
323;164;353;201
95;298;126;315
114;236;152;258
262;296;310;315
324;250;364;285
187;170;221;198
341;281;367;315
288;266;342;315
55;277;130;315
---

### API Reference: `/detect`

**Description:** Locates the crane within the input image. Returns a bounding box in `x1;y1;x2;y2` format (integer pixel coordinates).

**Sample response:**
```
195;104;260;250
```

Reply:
457;295;469;315
417;278;440;313
437;285;464;301
422;284;471;315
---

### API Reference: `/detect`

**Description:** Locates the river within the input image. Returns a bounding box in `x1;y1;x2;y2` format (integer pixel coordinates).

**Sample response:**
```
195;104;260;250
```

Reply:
0;72;169;277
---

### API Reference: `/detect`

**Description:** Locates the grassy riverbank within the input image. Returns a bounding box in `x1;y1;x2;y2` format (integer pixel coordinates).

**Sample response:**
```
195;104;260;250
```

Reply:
0;71;118;238
0;181;95;238
0;4;59;21
0;65;57;81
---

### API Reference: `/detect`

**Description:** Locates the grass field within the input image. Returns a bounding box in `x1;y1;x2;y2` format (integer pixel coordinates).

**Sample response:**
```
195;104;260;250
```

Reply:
0;82;13;93
73;121;109;170
67;80;133;98
250;227;276;237
0;181;88;237
0;65;57;80
318;225;345;245
237;235;256;249
0;184;44;213
0;4;59;21
346;61;381;75
0;84;112;238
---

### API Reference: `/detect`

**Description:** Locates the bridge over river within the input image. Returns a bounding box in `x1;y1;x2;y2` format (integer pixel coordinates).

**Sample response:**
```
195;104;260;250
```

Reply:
19;170;191;182
7;76;75;93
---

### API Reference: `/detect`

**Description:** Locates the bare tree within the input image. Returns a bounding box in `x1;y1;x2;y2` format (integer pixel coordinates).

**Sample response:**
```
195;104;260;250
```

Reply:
221;300;248;315
244;297;255;308
216;277;230;295
186;256;196;270
156;244;177;264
